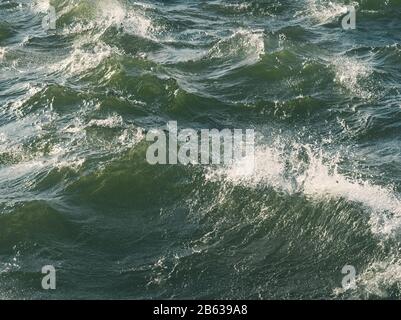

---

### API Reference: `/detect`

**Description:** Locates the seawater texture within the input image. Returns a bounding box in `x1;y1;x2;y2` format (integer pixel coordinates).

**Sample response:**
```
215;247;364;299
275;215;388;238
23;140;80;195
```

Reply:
1;0;401;299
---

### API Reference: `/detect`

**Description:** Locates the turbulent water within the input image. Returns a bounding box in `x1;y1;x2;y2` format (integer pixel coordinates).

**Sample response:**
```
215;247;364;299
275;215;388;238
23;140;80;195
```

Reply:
1;0;401;299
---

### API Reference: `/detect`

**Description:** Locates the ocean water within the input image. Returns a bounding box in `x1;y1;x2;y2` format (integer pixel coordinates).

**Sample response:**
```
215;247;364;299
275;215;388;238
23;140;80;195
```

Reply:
1;0;401;300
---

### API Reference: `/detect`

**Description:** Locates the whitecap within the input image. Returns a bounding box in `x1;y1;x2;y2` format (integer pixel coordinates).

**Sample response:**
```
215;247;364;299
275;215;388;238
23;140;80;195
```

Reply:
30;0;51;14
205;144;288;191
87;114;124;129
49;41;115;77
94;0;158;40
205;139;401;237
6;83;43;117
331;55;374;99
50;0;156;77
304;0;355;25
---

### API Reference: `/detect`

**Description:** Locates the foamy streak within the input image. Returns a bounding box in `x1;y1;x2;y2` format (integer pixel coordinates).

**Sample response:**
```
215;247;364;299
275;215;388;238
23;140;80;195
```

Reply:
206;142;401;237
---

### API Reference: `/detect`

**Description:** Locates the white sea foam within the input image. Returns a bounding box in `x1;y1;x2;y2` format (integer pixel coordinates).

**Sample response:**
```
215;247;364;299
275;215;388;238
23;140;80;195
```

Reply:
4;0;157;80
331;55;374;99
206;140;401;237
87;114;124;128
122;9;157;39
0;116;144;184
0;137;23;161
51;42;115;76
57;0;137;36
333;258;401;298
0;159;46;186
50;144;85;171
98;0;126;25
52;0;156;77
304;0;352;25
205;145;287;191
208;29;265;67
95;0;157;40
298;149;401;236
0;250;20;275
30;0;51;14
222;3;251;12
7;83;43;116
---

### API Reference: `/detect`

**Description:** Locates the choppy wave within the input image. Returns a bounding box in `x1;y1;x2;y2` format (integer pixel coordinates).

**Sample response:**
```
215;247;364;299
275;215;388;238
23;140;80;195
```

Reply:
304;0;352;25
331;55;374;99
206;137;401;236
1;0;401;299
208;28;265;64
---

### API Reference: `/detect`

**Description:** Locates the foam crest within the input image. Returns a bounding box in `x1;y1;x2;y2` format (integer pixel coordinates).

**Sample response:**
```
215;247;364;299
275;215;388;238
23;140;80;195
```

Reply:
7;83;43;116
122;9;156;39
87;114;124;129
298;149;401;236
98;0;126;25
205;145;288;191
331;55;373;99
205;140;401;237
209;29;265;64
96;0;157;40
51;42;115;76
222;3;251;12
305;0;350;25
30;0;51;13
52;0;155;77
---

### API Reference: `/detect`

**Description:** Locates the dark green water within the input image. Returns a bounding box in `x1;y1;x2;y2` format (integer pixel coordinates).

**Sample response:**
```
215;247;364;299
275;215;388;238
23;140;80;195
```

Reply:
1;0;401;299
